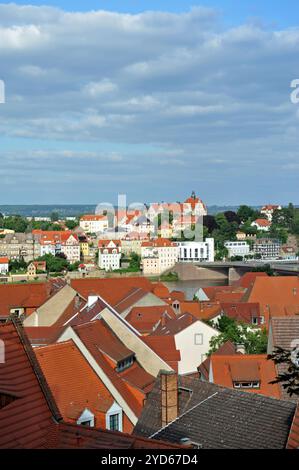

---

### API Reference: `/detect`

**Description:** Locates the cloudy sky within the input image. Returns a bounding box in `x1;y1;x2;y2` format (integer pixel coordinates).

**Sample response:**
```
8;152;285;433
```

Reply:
0;1;299;205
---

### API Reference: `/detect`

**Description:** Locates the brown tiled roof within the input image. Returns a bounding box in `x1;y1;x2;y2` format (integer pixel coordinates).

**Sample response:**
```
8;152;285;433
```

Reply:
71;277;154;307
74;320;134;363
220;302;262;324
152;312;197;336
287;404;299;449
126;305;176;334
134;375;297;449
269;317;299;401
143;336;180;371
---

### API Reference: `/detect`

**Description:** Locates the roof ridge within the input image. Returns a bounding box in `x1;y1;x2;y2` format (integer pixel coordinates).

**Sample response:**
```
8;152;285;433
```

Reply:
149;391;219;439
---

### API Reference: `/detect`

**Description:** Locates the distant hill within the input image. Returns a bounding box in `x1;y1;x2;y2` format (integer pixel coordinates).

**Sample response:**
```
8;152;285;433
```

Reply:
0;204;295;218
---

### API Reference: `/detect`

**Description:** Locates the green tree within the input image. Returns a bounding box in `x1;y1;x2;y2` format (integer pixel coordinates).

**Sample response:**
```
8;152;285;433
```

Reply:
36;253;69;273
50;211;60;222
65;220;78;230
3;216;28;232
237;205;256;223
209;316;268;354
268;347;299;397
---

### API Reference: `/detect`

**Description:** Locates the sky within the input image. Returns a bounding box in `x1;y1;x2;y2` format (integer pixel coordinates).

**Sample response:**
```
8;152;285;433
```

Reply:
0;1;299;205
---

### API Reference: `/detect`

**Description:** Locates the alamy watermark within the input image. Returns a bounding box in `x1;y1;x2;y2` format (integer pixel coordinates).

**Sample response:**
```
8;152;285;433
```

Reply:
0;80;5;104
290;79;299;104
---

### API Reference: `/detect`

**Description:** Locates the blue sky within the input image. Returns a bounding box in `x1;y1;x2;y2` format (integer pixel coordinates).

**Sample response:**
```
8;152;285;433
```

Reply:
10;0;299;27
0;2;299;205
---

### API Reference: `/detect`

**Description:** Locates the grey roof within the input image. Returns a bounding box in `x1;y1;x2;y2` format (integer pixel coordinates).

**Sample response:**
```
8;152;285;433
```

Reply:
134;375;296;449
269;317;299;401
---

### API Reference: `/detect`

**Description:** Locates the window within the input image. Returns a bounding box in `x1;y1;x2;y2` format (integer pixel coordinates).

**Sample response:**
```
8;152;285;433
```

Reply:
233;381;260;389
109;413;120;431
77;408;95;427
194;333;203;345
106;402;123;432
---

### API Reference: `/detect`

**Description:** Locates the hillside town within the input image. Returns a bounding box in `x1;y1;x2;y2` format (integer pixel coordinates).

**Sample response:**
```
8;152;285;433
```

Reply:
0;194;299;450
0;194;298;283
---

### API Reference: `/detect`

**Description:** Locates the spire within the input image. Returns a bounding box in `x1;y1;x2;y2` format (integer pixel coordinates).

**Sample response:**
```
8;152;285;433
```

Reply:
191;190;196;200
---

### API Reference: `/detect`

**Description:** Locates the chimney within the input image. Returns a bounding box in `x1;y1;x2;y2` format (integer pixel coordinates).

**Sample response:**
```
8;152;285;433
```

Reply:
236;344;246;354
160;370;178;427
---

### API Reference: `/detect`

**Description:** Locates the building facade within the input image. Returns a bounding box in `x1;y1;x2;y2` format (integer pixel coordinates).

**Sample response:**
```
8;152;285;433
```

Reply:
98;240;122;271
80;215;109;234
224;241;250;258
141;238;179;275
176;239;214;263
0;233;41;262
253;238;281;260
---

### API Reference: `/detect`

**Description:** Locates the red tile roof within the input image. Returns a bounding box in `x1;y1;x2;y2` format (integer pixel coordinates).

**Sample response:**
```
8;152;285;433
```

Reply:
142;238;176;247
143;336;180;372
202;285;246;302
0;321;61;448
220;302;263;324
209;354;281;399
72;320;152;416
246;276;299;326
36;341;116;428
153;312;197;336
253;218;271;227
0;321;182;449
126;305;176;334
70;277;154;307
198;341;237;380
80;215;107;221
0;282;52;319
0;257;9;264
234;271;268;288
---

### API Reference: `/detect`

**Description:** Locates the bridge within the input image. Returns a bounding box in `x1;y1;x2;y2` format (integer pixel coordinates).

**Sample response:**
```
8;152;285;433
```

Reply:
172;260;299;282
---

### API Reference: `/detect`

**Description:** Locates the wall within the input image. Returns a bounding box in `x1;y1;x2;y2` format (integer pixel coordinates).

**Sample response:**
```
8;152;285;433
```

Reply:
174;321;220;375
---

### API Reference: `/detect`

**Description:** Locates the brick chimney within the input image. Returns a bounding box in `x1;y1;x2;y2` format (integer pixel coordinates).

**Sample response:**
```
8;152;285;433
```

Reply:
160;370;178;427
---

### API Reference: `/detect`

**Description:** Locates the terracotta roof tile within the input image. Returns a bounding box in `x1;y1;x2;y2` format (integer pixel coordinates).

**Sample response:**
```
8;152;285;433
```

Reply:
35;341;115;427
210;354;281;399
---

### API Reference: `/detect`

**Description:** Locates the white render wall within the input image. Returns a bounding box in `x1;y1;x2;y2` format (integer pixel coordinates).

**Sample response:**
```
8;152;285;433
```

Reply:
176;238;214;263
174;320;219;375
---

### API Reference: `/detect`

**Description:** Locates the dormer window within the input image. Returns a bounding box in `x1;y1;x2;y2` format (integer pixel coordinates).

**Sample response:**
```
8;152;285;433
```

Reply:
116;355;134;372
233;381;260;389
106;402;123;432
77;408;95;427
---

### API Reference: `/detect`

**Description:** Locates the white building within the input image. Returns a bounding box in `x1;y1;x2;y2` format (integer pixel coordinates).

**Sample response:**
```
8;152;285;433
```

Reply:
0;257;9;275
153;313;220;375
141;238;179;275
38;231;80;263
260;204;282;222
176;239;214;263
224;241;250;258
251;219;271;232
98;240;122;271
79;215;109;234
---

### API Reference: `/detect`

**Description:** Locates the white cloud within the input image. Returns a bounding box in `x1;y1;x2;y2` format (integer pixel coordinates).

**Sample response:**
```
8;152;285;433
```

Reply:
0;4;298;202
